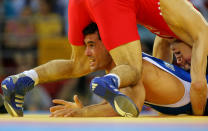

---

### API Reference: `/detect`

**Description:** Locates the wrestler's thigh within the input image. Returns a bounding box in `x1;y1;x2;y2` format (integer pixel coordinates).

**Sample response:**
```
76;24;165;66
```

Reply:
88;0;140;50
160;0;207;45
68;0;91;45
89;0;142;73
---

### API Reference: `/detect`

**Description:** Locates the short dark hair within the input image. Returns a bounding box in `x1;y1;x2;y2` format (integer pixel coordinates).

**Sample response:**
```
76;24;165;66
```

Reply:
82;22;101;40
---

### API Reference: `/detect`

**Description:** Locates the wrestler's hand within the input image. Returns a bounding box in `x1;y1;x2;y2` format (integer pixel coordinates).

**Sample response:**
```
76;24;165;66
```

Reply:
50;95;83;117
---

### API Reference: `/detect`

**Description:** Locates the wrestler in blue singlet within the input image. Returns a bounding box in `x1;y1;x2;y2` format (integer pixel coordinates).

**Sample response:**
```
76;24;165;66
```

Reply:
142;53;208;115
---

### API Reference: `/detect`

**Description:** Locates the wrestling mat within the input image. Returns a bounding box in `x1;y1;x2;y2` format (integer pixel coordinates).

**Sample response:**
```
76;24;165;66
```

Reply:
0;112;208;131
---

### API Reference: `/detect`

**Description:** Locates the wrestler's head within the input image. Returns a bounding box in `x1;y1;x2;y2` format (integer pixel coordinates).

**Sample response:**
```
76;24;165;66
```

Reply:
83;23;114;71
170;40;192;71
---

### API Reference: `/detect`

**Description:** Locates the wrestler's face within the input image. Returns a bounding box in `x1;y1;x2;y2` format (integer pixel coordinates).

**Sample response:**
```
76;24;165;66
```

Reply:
84;31;114;71
170;41;192;71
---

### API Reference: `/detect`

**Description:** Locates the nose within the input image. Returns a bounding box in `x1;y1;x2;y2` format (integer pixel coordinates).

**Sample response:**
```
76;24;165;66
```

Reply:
85;47;92;57
170;46;175;51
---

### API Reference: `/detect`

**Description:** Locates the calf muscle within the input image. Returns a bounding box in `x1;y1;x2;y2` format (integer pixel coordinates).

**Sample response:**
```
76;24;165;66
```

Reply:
110;40;142;87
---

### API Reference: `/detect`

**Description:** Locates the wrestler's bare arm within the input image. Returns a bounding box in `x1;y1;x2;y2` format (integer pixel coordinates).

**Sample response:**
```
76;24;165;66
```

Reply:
34;45;91;83
50;83;145;117
50;97;118;117
81;84;145;117
152;36;173;63
109;40;143;87
160;0;208;115
71;102;118;117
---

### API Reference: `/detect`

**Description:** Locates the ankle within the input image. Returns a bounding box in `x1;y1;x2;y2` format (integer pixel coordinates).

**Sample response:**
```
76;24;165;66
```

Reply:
23;70;39;86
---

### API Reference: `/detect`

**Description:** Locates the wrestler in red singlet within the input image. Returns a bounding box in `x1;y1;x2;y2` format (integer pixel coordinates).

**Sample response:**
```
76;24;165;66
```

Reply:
68;0;180;51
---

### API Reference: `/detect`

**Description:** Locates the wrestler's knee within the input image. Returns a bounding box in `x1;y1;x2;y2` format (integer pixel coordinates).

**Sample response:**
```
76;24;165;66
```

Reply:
110;64;141;87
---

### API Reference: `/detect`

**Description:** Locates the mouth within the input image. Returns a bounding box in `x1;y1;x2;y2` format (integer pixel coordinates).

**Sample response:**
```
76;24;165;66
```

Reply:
176;57;182;64
177;61;191;71
89;59;96;67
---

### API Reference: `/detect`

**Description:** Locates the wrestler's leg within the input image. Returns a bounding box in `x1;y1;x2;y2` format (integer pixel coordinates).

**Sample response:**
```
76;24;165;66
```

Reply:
110;41;143;87
88;0;143;88
88;0;143;117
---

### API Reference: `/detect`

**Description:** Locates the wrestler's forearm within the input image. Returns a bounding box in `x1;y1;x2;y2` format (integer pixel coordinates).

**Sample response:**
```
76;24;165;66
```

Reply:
80;84;145;117
190;33;208;115
152;36;173;63
76;102;118;117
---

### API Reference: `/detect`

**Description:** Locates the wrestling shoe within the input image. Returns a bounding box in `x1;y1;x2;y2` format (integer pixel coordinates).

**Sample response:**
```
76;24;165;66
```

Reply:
90;74;139;117
1;73;35;117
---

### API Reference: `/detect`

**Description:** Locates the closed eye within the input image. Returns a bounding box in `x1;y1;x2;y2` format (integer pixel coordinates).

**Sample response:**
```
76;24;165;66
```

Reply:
86;42;95;48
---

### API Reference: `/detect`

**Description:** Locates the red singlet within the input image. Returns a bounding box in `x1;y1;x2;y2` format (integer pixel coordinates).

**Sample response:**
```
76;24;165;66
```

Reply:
68;0;180;51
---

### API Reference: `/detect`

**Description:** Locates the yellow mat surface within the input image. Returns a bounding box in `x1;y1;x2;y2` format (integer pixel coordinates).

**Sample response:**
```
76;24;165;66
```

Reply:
0;114;208;131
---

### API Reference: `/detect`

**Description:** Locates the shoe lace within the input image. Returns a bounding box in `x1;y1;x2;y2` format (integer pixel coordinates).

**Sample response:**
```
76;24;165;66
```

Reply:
14;94;24;108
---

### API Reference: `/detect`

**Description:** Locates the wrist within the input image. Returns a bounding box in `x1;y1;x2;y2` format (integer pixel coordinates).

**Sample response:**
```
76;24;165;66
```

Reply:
23;69;39;86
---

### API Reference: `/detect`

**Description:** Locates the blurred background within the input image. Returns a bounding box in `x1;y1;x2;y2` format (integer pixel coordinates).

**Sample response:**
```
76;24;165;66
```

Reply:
0;0;207;113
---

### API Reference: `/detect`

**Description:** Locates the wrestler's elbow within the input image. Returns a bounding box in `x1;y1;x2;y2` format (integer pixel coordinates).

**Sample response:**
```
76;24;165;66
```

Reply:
194;24;208;44
200;26;208;39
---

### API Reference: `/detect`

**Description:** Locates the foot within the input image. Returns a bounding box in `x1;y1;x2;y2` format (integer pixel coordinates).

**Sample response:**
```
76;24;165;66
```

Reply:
91;75;139;117
1;74;35;117
113;95;139;117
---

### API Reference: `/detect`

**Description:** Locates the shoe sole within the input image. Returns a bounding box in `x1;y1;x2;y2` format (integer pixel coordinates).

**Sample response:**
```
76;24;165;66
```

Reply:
4;101;23;117
114;95;139;117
